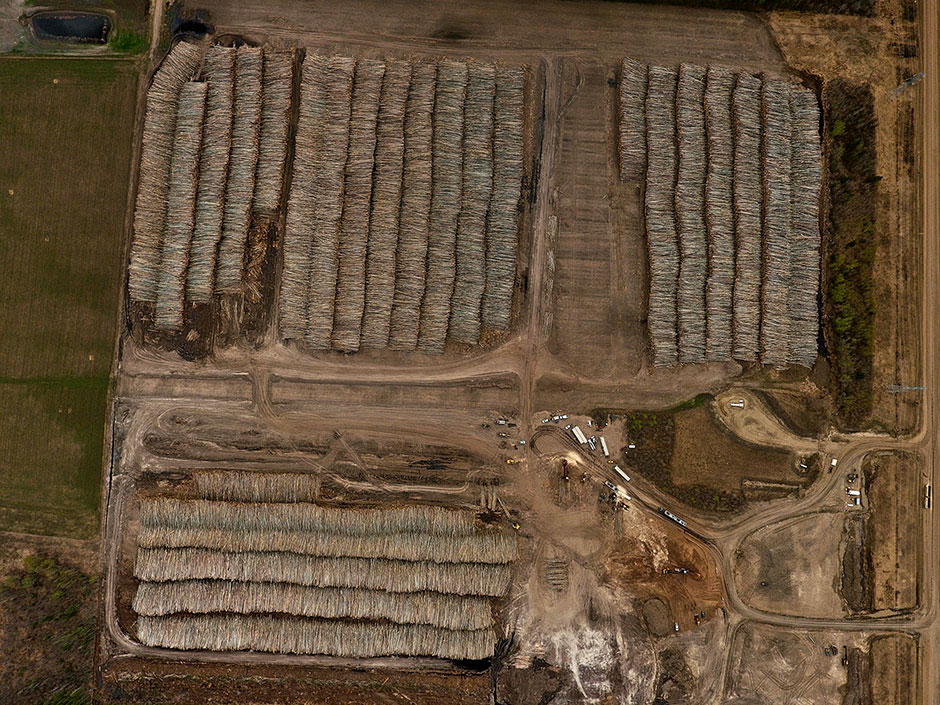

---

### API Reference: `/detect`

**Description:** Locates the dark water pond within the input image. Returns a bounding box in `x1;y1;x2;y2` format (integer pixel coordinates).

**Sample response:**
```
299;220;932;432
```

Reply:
30;11;111;44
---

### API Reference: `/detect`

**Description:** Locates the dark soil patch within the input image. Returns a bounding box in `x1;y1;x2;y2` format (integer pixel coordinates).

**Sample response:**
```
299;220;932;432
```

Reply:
842;646;873;705
0;552;96;705
841;514;873;613
654;647;695;704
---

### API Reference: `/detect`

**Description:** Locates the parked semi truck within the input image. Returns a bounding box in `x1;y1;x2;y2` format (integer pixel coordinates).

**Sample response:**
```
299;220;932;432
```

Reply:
658;507;688;528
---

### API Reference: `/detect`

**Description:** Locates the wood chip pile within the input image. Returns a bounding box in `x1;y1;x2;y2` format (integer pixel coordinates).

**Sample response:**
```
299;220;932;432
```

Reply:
132;475;515;660
280;54;526;354
128;42;296;326
620;59;821;368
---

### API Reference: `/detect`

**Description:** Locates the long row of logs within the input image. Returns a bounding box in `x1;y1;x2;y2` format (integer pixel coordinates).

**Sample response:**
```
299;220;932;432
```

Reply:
128;42;296;329
280;54;526;354
621;58;822;368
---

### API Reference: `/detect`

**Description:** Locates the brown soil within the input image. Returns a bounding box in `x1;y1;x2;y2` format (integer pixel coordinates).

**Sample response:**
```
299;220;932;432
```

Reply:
0;547;97;705
863;451;921;611
841;513;873;614
605;519;724;633
98;658;491;704
869;634;916;705
843;646;873;705
755;387;832;438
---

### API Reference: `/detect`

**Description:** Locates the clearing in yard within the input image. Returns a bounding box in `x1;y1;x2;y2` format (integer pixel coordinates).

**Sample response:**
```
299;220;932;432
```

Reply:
733;511;845;618
0;57;138;537
863;451;921;611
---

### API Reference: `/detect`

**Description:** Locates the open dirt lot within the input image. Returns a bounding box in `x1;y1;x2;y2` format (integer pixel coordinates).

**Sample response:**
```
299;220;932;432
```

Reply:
734;512;845;618
870;634;917;705
0;57;137;537
725;623;865;704
863;451;921;611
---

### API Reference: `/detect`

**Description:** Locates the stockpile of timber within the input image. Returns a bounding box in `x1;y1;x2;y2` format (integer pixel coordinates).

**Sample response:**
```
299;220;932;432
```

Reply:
621;58;822;367
216;46;263;292
154;82;207;329
787;87;822;367
253;48;295;215
132;490;515;660
675;64;708;364
361;59;411;348
618;58;647;180
193;470;320;503
137;615;495;660
304;55;356;350
760;80;793;366
129;41;204;303
450;62;495;345
187;46;235;301
481;66;525;332
703;66;735;361
418;59;468;353
645;65;680;367
130;43;301;328
388;61;436;350
281;53;526;354
279;54;328;340
731;73;764;362
333;59;385;352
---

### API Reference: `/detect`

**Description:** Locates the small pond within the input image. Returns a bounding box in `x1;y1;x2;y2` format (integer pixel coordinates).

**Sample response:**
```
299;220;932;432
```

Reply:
30;11;111;44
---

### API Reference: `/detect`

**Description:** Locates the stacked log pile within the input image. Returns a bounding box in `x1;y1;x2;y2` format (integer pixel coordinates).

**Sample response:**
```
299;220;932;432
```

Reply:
332;59;385;352
703;66;736;361
128;46;526;353
618;58;647;180
482;66;525;332
279;54;327;340
131;485;515;660
361;59;411;349
388;61;436;350
450;62;496;345
621;58;822;367
759;80;793;367
645;65;680;367
253;48;295;215
418;59;468;354
304;55;355;350
675;64;708;364
731;72;764;362
130;42;302;328
187;46;235;302
129;41;204;302
216;46;263;292
787;87;822;367
155;82;207;330
281;54;527;354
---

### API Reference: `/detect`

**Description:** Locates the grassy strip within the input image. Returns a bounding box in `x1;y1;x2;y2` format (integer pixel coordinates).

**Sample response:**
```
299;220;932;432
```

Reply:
824;79;878;429
108;29;147;54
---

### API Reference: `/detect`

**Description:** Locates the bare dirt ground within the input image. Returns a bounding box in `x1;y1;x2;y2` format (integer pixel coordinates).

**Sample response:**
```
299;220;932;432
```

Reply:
863;451;922;611
734;512;846;618
768;9;920;435
870;634;917;705
99;658;491;705
724;623;866;704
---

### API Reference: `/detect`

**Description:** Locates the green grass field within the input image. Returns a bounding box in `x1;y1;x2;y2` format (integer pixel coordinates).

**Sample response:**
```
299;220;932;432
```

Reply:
0;57;138;538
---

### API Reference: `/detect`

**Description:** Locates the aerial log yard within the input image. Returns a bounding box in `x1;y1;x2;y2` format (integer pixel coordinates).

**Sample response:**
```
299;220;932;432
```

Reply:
0;0;935;702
